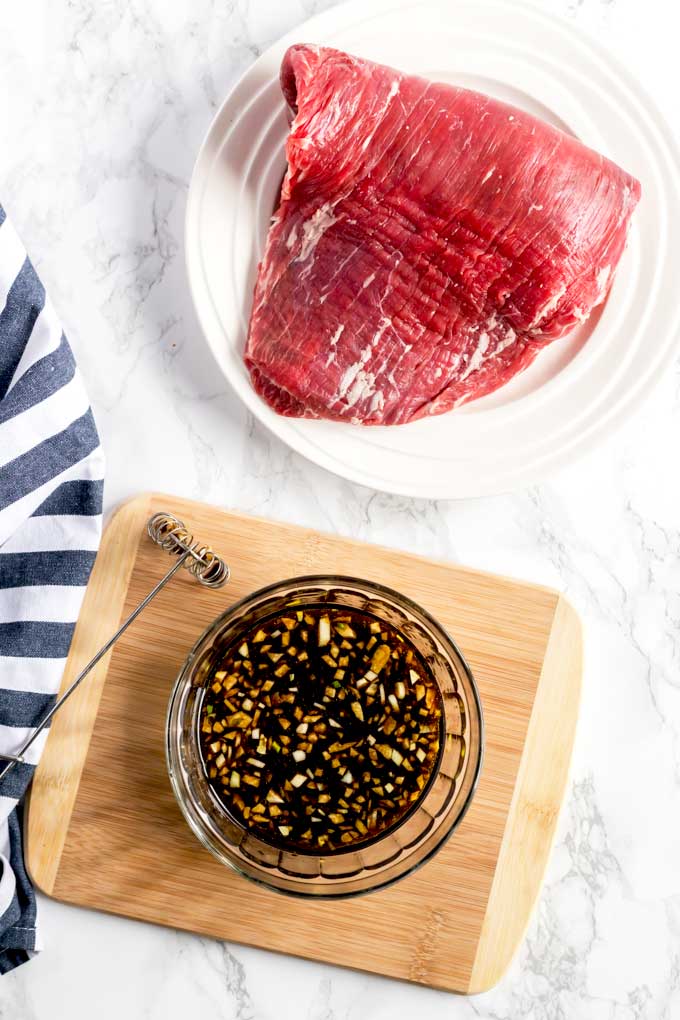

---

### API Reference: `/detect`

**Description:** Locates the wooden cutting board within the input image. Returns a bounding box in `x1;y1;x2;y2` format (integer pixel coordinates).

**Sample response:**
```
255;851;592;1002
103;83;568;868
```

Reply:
26;493;581;994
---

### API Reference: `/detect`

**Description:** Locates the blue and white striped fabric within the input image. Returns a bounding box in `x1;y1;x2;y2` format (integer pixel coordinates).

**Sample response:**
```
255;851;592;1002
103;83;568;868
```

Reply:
0;204;104;973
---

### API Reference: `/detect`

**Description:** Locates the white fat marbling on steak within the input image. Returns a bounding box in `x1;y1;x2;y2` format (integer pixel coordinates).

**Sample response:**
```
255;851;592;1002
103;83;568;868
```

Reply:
345;369;377;408
360;79;401;153
445;322;518;397
596;264;611;299
529;282;568;329
369;389;385;414
296;203;337;262
336;317;391;405
459;330;491;382
325;323;345;367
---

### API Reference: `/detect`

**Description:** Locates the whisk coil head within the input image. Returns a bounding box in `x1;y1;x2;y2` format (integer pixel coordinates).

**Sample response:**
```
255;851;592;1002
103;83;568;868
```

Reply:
147;512;229;589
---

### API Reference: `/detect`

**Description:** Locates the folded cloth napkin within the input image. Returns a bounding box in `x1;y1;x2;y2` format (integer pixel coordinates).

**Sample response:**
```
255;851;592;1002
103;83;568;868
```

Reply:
0;204;104;973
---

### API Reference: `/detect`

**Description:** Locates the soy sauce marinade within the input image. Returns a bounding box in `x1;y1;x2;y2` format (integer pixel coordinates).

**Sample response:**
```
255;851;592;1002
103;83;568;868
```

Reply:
199;607;443;853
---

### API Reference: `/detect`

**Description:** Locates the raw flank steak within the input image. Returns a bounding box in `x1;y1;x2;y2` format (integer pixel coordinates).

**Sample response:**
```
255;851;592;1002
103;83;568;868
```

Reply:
245;45;640;425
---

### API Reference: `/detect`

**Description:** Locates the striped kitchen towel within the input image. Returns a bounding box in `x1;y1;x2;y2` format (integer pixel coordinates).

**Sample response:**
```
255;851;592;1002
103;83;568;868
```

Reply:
0;204;104;973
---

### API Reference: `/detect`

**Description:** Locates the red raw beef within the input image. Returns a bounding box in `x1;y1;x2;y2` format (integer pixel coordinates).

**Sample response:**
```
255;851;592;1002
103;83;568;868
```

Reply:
245;44;640;425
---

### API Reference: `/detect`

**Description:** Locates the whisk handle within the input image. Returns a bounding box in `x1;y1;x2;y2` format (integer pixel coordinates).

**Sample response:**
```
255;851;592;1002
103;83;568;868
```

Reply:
0;551;190;782
0;510;229;785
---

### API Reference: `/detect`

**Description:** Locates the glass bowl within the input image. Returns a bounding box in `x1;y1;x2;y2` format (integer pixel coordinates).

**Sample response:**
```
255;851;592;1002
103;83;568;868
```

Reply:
166;576;483;897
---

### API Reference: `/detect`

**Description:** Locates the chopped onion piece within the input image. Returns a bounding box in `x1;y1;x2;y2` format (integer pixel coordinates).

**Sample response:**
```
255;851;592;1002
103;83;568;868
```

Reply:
318;615;331;647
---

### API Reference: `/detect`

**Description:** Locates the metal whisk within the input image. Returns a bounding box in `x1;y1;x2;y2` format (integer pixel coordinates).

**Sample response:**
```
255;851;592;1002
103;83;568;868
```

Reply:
0;511;229;782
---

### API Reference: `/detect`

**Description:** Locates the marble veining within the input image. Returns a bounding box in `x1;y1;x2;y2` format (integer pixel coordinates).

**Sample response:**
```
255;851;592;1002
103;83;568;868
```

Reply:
0;0;679;1017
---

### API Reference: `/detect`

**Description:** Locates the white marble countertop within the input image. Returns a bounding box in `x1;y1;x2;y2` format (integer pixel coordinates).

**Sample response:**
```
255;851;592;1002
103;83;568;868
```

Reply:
1;0;679;1016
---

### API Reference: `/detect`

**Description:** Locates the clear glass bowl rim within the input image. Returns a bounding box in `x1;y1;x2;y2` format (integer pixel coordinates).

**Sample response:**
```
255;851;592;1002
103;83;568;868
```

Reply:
166;573;484;898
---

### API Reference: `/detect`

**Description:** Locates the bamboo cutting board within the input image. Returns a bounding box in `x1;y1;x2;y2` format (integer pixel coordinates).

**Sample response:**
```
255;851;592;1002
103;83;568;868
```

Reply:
26;493;581;993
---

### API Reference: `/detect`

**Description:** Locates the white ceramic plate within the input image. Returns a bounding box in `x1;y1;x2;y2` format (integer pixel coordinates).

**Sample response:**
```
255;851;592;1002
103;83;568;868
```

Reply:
186;0;680;499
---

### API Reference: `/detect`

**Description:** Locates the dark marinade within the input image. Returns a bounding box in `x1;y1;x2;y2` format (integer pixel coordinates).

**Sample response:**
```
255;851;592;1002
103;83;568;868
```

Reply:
199;606;443;853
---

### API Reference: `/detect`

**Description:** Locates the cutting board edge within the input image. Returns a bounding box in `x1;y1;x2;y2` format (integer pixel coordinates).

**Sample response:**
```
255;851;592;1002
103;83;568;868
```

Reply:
26;493;153;895
142;491;563;601
467;594;583;993
30;884;472;994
